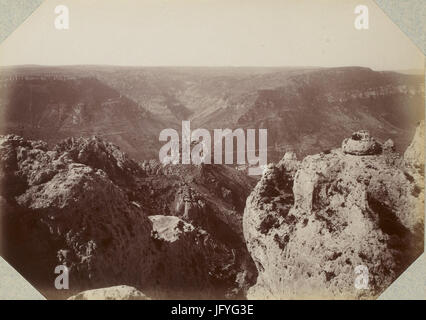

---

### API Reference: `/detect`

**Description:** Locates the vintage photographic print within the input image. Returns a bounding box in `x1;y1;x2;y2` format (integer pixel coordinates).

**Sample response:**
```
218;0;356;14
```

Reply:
0;0;424;301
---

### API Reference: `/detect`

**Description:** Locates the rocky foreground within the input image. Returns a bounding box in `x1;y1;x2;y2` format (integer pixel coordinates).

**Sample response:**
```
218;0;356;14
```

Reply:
0;122;423;300
244;123;424;299
0;135;256;299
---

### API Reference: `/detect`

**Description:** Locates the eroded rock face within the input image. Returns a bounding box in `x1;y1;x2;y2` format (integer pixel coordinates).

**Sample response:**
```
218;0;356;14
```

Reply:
0;135;156;296
68;285;151;300
136;162;259;298
54;136;145;188
244;131;424;299
148;215;250;298
0;134;256;299
383;139;395;153
404;121;425;177
342;130;382;156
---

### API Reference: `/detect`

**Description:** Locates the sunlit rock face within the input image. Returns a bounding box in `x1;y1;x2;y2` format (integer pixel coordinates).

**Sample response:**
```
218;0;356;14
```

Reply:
342;130;382;156
404;121;425;178
68;285;151;300
244;128;424;299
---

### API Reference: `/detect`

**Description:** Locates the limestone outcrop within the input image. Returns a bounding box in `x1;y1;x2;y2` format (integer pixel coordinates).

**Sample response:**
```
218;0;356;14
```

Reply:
404;121;425;177
244;129;424;299
342;130;382;156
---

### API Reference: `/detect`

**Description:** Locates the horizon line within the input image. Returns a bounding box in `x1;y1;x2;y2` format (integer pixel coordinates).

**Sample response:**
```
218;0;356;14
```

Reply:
0;64;424;73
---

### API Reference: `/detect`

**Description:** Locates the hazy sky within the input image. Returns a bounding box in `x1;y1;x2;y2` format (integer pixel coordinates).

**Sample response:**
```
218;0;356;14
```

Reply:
0;0;424;70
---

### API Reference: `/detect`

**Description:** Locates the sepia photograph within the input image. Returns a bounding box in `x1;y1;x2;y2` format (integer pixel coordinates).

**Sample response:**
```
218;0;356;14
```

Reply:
0;0;424;303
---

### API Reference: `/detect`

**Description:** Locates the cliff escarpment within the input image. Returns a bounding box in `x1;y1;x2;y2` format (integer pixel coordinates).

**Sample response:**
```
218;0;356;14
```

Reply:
243;124;424;299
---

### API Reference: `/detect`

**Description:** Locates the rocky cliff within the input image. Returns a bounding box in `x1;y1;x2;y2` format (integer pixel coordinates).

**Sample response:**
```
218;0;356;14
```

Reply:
1;66;423;163
243;126;424;299
0;135;157;298
0;134;256;299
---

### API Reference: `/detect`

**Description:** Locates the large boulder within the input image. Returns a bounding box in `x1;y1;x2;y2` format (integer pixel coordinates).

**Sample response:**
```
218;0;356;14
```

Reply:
342;130;382;156
244;132;424;299
68;285;151;300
